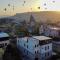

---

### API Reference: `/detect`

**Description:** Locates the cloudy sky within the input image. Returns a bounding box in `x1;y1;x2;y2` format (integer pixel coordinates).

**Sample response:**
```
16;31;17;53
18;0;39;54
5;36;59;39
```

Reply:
0;0;60;16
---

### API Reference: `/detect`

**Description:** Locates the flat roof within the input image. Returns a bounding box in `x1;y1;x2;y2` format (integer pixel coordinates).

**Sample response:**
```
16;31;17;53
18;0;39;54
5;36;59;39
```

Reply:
0;32;9;38
17;36;52;41
32;36;52;41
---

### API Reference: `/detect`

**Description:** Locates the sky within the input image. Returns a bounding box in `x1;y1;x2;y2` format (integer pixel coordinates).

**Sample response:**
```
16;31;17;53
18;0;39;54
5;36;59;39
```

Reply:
0;0;60;16
0;0;39;16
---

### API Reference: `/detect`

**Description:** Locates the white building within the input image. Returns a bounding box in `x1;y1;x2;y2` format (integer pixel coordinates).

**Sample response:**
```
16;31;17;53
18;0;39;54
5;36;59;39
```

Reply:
39;25;60;37
53;41;60;53
17;36;52;60
0;32;10;48
52;37;60;54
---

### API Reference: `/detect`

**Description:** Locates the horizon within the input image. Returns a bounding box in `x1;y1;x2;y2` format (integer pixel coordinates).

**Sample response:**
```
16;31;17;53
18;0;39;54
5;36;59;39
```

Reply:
0;11;60;23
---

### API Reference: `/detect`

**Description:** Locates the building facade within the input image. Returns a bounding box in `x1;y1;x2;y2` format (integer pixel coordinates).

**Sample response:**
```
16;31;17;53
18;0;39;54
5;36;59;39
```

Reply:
39;24;60;37
17;36;52;60
52;37;60;54
0;32;10;48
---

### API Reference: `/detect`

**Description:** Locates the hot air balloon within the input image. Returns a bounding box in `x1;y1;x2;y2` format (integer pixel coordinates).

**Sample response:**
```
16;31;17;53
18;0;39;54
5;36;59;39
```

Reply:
44;3;46;6
38;7;40;9
52;1;55;3
8;4;10;6
13;5;14;11
4;8;7;11
22;1;26;6
24;1;26;3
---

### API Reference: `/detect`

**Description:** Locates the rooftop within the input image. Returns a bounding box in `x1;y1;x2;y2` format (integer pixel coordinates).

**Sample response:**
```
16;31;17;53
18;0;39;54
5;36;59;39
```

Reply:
17;36;52;41
32;36;52;41
49;26;60;30
0;32;9;38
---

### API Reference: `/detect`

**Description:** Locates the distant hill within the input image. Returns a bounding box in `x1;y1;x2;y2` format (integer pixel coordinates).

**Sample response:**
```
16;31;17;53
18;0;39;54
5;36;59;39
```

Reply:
14;11;60;23
0;11;60;24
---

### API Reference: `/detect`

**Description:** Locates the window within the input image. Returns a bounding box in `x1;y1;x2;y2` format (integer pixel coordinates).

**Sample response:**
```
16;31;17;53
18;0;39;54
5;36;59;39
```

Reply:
45;47;47;50
48;46;49;49
24;43;25;46
27;45;28;48
45;53;46;57
0;44;2;47
18;40;19;43
48;52;49;56
27;51;28;55
35;45;36;48
27;39;28;43
37;44;39;47
45;53;49;57
48;40;51;43
0;44;4;47
24;50;25;53
37;50;39;53
5;43;7;46
35;50;39;54
35;51;36;54
2;43;4;47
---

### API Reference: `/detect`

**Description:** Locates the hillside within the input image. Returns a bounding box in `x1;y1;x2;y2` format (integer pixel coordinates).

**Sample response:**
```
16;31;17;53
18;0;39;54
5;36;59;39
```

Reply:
14;11;60;23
